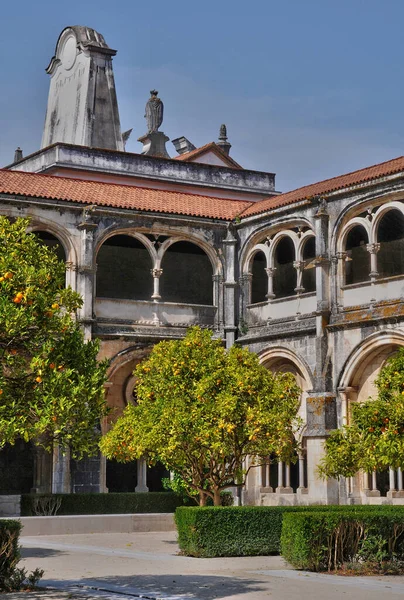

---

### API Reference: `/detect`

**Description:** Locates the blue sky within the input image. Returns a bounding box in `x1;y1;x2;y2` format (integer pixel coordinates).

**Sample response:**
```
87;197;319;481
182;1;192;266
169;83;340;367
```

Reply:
1;0;403;191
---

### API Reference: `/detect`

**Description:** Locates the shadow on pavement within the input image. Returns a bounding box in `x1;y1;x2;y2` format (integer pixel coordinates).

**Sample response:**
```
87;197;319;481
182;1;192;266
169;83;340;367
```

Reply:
69;573;267;599
21;547;65;559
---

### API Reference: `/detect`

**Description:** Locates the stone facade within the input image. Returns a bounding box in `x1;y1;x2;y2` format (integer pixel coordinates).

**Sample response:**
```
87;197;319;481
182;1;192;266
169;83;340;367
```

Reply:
2;25;404;505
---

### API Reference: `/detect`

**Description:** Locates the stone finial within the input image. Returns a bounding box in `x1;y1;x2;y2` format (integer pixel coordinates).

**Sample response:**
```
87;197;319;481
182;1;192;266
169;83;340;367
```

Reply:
217;124;231;156
14;147;23;163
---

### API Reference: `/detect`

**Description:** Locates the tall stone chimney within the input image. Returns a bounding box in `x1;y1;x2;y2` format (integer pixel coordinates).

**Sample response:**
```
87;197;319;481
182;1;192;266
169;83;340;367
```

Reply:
41;26;124;151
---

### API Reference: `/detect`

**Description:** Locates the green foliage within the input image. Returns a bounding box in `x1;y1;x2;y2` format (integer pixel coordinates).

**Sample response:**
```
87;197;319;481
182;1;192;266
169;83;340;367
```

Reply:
101;327;301;505
0;519;43;591
319;347;404;478
20;492;188;515
175;504;404;558
281;508;404;572
0;217;108;457
175;506;285;557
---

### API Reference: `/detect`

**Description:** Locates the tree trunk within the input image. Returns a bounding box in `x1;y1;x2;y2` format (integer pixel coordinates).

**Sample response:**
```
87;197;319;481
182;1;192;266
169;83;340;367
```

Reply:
213;488;221;506
199;491;207;506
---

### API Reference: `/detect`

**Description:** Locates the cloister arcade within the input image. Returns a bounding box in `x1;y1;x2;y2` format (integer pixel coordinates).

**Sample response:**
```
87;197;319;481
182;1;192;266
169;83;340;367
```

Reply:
335;201;404;307
337;332;404;501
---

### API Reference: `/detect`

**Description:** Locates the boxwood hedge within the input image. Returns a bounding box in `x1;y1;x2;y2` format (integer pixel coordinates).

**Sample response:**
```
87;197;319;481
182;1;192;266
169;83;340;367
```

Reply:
21;492;188;516
175;504;404;558
281;508;404;571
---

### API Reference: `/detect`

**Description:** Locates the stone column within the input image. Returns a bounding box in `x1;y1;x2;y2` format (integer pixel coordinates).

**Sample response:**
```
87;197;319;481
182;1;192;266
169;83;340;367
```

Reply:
150;268;162;326
298;453;305;490
366;243;380;281
265;267;276;299
212;274;224;332
389;467;396;493
398;468;403;492
77;211;98;340
52;446;71;494
223;224;238;349
151;268;162;301
293;261;305;294
277;461;284;490
135;457;149;492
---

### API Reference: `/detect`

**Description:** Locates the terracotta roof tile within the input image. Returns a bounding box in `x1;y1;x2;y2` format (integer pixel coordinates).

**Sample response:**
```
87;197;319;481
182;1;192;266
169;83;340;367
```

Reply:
174;142;243;169
241;155;404;218
0;169;252;221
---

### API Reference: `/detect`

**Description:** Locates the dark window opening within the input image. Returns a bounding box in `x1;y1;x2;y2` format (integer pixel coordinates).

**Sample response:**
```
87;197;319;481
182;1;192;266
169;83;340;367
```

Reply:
34;231;66;262
106;460;169;492
0;440;34;494
377;210;404;278
302;236;316;293
251;251;267;304
160;241;213;305
345;226;369;285
375;469;389;497
96;235;152;300
273;237;296;298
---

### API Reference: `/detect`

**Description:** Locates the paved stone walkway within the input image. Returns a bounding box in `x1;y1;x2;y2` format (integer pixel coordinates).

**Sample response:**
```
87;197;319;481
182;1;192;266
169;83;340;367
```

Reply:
11;531;404;599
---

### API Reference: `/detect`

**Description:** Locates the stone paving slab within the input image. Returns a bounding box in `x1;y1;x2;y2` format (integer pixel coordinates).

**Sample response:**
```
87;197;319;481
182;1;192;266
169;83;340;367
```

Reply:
16;532;404;600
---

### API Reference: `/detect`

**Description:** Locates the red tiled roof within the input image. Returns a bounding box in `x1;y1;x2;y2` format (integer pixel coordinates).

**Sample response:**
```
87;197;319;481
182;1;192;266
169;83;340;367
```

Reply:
0;169;252;221
240;156;404;217
174;142;243;169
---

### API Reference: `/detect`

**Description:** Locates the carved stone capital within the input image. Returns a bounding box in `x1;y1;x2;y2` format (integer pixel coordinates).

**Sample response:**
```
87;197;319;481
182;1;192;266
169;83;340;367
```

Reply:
264;267;276;277
293;261;304;271
335;251;348;261
212;274;224;283
313;254;330;266
151;268;163;278
366;243;380;255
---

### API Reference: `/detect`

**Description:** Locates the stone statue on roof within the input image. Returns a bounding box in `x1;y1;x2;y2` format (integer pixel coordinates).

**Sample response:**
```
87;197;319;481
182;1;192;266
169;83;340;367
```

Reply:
145;90;164;133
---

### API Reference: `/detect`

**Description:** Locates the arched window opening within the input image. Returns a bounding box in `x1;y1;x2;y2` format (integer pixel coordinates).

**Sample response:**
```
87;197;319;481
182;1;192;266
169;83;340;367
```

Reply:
251;251;267;304
96;235;152;300
160;241;213;305
302;237;316;293
377;209;404;278
33;231;66;262
345;226;369;285
273;237;296;298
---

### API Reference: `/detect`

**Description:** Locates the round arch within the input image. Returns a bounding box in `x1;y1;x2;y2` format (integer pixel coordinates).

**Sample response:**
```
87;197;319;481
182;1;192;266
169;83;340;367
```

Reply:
337;217;371;253
96;232;154;301
338;331;404;390
240;219;314;274
157;234;222;276
159;239;215;305
371;201;404;242
29;221;76;265
258;346;314;392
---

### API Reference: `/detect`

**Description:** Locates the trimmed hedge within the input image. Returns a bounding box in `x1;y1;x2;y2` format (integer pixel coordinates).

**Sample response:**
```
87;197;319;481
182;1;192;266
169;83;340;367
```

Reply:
21;492;188;516
175;506;286;557
281;509;404;571
175;505;404;558
0;520;21;590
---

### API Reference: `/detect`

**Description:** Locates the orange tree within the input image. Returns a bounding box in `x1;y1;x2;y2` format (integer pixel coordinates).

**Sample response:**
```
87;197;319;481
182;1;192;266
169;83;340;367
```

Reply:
100;327;301;505
0;216;108;458
319;348;404;479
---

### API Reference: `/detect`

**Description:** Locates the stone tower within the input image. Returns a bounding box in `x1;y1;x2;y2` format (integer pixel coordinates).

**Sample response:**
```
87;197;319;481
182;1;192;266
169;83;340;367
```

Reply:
41;26;124;151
